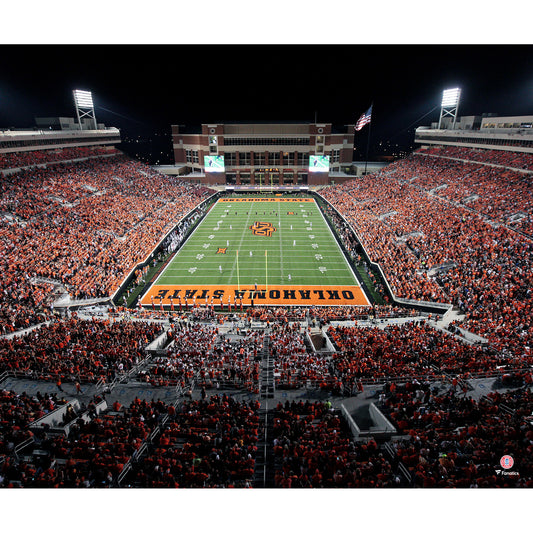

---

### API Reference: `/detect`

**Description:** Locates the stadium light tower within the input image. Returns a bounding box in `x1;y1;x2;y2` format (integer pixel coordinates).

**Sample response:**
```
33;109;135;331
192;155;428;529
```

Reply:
438;87;461;130
73;89;97;130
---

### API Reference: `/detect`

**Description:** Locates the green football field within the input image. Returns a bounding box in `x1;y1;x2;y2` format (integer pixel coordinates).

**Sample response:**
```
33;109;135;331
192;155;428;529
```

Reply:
142;197;370;307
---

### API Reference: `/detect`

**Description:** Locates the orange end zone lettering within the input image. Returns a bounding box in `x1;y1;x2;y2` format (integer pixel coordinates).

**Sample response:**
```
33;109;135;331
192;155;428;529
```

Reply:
141;285;370;307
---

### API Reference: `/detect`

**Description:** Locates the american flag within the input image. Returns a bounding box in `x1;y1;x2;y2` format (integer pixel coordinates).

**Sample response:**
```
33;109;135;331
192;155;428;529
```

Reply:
355;105;372;131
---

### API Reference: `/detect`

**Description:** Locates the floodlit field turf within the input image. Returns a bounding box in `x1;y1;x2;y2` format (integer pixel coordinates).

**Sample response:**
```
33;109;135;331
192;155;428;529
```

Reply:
141;197;370;307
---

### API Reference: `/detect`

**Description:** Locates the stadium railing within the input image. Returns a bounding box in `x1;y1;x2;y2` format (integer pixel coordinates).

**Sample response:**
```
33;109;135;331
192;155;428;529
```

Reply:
14;437;34;461
383;441;413;486
28;399;82;434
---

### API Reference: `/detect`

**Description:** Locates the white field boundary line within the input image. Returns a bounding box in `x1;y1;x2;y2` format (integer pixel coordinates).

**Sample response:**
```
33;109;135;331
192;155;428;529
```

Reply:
314;198;371;306
111;191;218;301
149;197;223;286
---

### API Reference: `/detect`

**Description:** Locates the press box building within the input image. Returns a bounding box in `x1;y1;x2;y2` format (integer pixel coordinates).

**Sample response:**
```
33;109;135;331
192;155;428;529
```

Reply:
171;122;356;186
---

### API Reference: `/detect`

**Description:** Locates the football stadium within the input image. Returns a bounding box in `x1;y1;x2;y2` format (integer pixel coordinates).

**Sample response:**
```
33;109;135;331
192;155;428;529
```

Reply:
1;70;532;498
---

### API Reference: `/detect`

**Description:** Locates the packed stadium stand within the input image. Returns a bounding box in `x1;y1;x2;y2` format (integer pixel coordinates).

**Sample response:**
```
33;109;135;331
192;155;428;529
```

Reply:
1;121;532;489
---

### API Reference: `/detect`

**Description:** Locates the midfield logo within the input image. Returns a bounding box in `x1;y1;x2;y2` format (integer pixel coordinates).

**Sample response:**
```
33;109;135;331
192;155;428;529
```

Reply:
250;221;276;237
216;247;227;254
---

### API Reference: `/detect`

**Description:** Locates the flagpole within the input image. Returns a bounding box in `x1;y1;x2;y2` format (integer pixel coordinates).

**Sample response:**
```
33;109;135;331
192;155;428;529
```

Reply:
364;102;373;176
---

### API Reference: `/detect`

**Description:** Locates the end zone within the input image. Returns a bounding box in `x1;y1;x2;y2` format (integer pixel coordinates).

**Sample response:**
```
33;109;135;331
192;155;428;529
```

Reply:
141;284;370;308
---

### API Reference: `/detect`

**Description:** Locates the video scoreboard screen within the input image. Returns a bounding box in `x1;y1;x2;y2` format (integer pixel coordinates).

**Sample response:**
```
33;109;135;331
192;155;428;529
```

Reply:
309;155;330;173
204;155;225;172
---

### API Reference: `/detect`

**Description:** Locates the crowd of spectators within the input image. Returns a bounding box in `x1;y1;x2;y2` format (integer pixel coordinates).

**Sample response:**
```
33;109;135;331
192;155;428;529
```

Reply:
321;151;533;357
138;323;263;393
0;276;55;335
419;145;533;171
379;380;533;487
308;305;418;323
270;323;329;390
245;305;418;324
398;152;533;234
0;389;67;465
328;321;533;384
322;177;450;302
0;146;119;171
272;400;399;487
0;317;163;383
0;153;214;336
0;396;168;488
246;306;308;322
123;395;260;487
1;141;532;490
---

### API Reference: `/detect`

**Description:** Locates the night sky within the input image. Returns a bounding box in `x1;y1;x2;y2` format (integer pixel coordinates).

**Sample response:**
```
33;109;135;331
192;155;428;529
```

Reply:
1;44;532;164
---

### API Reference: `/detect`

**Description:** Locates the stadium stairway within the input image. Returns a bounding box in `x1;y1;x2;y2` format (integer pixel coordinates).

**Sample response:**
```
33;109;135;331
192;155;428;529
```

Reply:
254;401;276;488
259;335;274;399
254;335;277;487
428;306;490;346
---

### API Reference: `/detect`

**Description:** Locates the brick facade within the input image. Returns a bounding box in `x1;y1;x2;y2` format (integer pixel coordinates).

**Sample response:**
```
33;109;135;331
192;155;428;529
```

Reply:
172;122;354;185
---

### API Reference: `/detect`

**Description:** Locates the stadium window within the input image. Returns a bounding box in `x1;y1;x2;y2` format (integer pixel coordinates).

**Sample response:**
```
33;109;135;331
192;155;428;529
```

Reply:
283;152;294;165
210;145;217;154
255;152;265;166
225;152;236;166
316;135;324;144
239;152;251;165
193;151;199;163
332;149;340;163
270;152;280;165
297;152;309;166
186;149;192;162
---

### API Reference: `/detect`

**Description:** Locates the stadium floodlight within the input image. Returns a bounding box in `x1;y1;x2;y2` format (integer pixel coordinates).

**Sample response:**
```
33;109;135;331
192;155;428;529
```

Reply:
438;87;461;130
73;90;94;108
441;88;461;108
73;89;97;130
